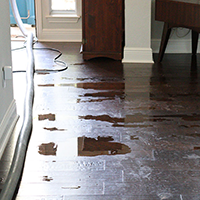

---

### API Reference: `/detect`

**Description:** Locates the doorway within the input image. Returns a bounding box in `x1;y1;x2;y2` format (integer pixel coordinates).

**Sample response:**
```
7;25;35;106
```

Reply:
10;0;35;40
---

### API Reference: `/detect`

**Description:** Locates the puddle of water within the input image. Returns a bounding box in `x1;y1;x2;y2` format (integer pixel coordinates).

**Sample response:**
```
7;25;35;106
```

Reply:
38;137;130;157
38;82;125;90
76;82;125;90
80;91;125;98
76;77;125;82
78;136;131;157
38;142;58;156
79;115;124;123
79;114;179;126
77;97;115;103
38;114;55;121
113;124;154;128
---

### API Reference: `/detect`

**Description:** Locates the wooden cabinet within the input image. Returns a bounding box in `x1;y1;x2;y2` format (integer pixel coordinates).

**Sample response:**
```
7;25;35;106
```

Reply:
81;0;125;60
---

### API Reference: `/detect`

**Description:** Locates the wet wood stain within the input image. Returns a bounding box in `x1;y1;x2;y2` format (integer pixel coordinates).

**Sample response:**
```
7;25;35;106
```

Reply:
38;82;125;90
78;136;131;156
43;127;66;131
38;142;58;156
76;82;125;90
38;84;55;87
38;114;56;121
79;115;124;123
42;176;53;182
80;91;125;98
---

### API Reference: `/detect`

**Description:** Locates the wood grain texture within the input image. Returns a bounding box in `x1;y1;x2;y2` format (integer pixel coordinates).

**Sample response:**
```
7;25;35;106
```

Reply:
155;0;200;62
155;0;200;28
82;0;124;60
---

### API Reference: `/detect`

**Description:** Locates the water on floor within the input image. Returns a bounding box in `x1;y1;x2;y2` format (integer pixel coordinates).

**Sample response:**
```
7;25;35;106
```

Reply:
1;42;200;199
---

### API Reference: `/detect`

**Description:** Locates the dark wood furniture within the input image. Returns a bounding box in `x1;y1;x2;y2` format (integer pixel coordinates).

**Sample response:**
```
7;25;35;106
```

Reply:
81;0;125;60
155;0;200;62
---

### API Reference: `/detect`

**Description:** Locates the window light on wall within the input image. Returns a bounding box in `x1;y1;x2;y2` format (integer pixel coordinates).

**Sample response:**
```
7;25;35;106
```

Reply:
51;0;76;11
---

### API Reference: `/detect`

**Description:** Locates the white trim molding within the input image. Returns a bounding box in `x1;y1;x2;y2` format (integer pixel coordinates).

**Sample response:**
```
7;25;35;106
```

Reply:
124;0;153;63
46;14;81;24
38;28;82;42
0;100;18;159
122;47;154;63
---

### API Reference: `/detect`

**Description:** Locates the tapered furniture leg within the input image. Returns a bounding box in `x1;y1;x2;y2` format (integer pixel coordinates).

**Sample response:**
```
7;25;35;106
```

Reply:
157;23;172;63
192;30;199;55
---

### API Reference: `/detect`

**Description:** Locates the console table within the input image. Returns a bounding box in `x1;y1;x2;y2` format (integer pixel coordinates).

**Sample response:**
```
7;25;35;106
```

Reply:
81;0;125;61
155;0;200;62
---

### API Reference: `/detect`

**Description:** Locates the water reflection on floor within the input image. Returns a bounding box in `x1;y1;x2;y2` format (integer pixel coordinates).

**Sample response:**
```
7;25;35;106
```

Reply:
37;136;131;157
4;42;200;199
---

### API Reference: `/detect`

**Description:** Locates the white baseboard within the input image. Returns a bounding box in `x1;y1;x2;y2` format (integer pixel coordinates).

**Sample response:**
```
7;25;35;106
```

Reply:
0;100;18;159
151;39;200;53
37;28;82;42
122;47;154;63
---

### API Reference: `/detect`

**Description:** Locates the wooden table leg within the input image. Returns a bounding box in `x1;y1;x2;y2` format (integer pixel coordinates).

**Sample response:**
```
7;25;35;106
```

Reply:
192;30;199;55
157;23;172;63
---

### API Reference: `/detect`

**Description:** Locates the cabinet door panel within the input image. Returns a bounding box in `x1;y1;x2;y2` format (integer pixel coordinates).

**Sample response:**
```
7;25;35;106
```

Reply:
82;0;124;60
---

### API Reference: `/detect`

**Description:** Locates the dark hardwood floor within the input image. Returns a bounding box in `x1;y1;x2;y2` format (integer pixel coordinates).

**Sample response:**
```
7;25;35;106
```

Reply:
1;42;200;199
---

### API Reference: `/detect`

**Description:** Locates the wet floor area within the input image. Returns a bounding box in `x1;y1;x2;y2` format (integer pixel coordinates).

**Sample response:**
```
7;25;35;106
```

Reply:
1;42;200;199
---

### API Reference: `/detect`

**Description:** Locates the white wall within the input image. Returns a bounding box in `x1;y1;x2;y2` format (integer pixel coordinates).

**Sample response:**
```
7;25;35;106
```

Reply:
0;0;13;122
0;0;18;158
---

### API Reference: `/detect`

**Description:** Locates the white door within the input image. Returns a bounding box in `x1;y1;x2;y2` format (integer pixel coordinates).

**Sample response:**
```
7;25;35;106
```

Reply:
35;0;82;41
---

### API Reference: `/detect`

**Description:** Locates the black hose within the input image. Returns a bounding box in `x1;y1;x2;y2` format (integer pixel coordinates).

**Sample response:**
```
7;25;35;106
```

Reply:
12;46;68;73
0;32;35;200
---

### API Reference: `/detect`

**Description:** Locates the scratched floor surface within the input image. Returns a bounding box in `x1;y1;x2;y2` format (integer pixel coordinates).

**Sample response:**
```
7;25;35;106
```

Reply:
1;42;200;200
